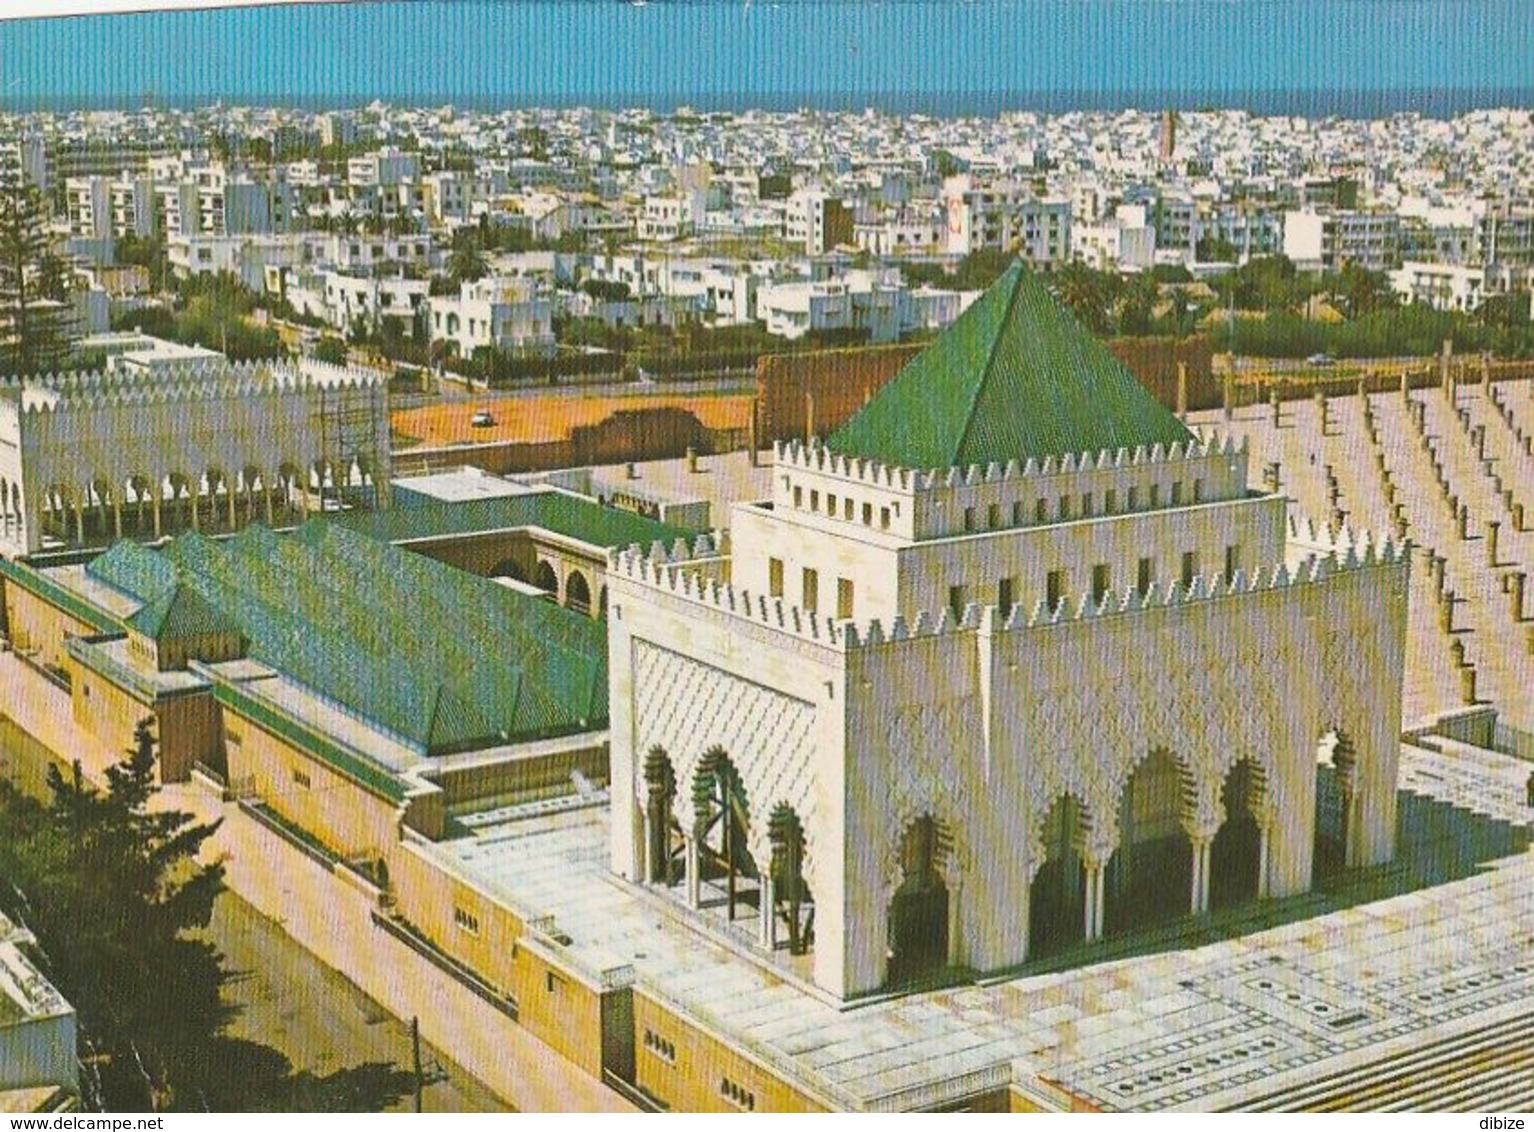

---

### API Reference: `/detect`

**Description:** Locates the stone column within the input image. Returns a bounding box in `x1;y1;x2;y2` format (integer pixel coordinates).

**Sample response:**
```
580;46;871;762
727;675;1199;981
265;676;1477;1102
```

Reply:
72;497;84;546
151;491;161;539
1256;822;1272;900
189;484;200;532
1190;836;1213;915
1083;859;1106;942
1176;362;1188;417
945;875;963;968
228;482;238;529
264;477;274;527
758;875;776;949
685;837;701;909
1461;665;1477;705
112;497;122;541
1488;520;1501;566
1511;572;1526;623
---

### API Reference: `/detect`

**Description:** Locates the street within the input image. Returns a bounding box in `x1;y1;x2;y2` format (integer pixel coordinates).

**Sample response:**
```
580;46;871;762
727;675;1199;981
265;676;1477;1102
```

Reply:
210;891;508;1113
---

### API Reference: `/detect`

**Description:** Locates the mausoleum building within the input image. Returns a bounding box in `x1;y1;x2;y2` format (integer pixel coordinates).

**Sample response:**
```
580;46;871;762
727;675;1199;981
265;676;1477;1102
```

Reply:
608;264;1411;999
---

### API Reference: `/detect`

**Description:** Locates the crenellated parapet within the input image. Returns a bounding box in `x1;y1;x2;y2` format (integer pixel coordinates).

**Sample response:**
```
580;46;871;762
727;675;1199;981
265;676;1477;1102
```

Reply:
772;433;1254;540
3;358;389;417
612;533;1410;655
775;432;1249;495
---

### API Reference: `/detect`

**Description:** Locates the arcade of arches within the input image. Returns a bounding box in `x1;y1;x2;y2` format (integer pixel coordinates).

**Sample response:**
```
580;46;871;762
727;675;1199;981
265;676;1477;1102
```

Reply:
642;746;815;962
1;459;383;549
637;734;1367;987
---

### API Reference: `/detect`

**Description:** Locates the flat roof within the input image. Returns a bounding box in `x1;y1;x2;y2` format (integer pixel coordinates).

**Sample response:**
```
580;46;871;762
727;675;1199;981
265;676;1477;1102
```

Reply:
427;737;1534;1111
392;467;547;504
587;450;774;532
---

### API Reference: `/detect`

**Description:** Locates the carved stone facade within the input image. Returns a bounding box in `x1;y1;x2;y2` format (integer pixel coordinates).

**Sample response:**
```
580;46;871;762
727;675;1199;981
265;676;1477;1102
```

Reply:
609;436;1410;999
0;355;392;554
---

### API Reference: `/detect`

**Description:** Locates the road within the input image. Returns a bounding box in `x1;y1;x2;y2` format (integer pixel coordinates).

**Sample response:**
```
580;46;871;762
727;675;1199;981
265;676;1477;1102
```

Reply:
210;892;508;1113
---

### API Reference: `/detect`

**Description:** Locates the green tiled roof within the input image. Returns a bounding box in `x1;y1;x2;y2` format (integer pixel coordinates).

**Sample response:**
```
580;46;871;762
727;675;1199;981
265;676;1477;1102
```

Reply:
333;491;693;551
825;262;1195;469
126;584;239;642
83;521;609;754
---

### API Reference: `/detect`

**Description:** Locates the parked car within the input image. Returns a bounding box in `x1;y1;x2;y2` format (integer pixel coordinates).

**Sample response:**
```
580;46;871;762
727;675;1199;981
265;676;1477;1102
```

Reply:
1306;353;1334;367
470;409;495;428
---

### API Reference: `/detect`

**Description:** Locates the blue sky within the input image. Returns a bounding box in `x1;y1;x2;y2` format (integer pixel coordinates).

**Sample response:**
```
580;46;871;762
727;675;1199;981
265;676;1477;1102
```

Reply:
0;1;1529;109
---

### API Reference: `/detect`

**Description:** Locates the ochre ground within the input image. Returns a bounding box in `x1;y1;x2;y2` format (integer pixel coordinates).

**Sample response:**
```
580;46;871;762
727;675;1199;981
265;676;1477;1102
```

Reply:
392;391;756;449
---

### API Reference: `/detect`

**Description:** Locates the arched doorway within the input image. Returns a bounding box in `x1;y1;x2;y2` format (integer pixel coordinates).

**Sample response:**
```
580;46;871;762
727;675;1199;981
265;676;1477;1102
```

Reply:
692;748;758;922
490;558;527;583
1210;760;1264;910
533;560;559;598
1106;750;1192;935
768;803;814;956
1029;794;1088;958
565;569;592;615
1314;731;1355;880
887;815;950;984
643;746;682;886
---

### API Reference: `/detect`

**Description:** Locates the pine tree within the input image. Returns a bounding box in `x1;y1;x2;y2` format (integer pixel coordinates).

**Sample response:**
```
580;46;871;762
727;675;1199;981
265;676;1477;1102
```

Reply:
0;167;74;375
1;720;230;1110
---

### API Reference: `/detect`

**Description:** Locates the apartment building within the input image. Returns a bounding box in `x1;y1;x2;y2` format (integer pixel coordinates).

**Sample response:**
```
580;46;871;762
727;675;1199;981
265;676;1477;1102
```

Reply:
427;276;555;356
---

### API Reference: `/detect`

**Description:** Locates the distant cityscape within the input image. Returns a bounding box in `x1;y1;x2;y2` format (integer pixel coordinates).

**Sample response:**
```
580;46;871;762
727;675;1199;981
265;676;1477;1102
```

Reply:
1;100;1532;375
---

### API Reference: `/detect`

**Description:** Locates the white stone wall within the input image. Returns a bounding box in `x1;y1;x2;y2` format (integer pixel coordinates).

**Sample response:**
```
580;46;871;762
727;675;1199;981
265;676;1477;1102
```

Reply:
609;526;1410;999
736;440;1283;626
0;360;392;552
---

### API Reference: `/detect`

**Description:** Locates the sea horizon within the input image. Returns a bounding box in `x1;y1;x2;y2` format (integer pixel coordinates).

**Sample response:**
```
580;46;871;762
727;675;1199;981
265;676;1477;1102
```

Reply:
0;0;1529;120
6;85;1533;120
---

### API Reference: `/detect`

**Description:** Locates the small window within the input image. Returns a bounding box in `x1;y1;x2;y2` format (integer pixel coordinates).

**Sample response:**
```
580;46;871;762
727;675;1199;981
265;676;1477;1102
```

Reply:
987;503;999;528
1225;543;1240;584
998;576;1014;613
1128;485;1140;510
1034;498;1048;523
1181;551;1199;589
1091;564;1110;604
292;767;312;790
720;1078;756;1112
1104;488;1117;514
1081;491;1093;518
948;585;967;621
880;507;891;530
81;684;90;699
643;1029;677;1064
963;506;975;533
546;971;565;994
802;568;819;613
827;493;837;516
453;906;480;935
837;577;855;620
1137;557;1154;597
810;490;820;512
1150;483;1162;507
843;497;854;521
793;485;803;508
768;557;784;598
1171;481;1184;505
1193;479;1205;504
1046;569;1065;613
1058;495;1071;521
1012;500;1024;525
862;502;873;526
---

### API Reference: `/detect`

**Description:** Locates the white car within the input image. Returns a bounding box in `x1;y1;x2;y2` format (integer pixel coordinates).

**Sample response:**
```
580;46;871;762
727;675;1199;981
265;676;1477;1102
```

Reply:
1306;353;1334;367
470;409;495;428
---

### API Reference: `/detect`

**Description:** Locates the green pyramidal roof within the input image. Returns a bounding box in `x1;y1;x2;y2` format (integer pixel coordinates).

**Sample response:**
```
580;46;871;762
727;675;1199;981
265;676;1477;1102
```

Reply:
825;262;1195;469
127;583;239;642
